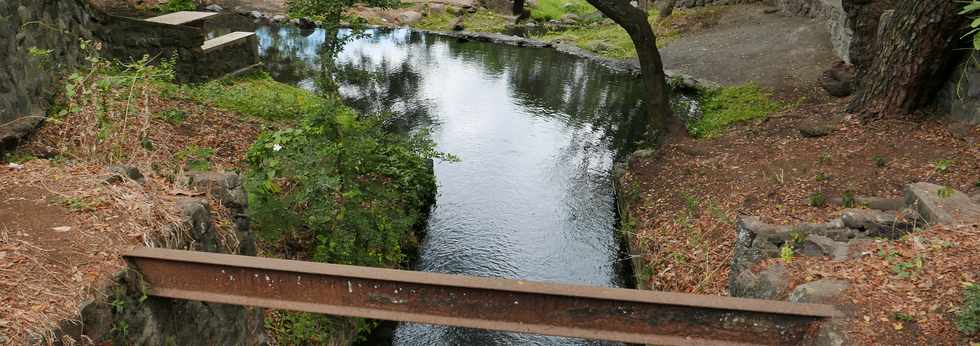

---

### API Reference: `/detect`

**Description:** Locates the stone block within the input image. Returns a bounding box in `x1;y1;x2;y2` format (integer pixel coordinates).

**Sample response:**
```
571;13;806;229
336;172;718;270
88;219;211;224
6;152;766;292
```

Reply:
905;183;980;226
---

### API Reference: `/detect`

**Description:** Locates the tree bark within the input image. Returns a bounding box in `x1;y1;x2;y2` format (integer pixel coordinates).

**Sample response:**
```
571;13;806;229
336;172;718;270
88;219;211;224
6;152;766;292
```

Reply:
847;0;966;117
512;0;525;17
658;0;677;19
585;0;674;140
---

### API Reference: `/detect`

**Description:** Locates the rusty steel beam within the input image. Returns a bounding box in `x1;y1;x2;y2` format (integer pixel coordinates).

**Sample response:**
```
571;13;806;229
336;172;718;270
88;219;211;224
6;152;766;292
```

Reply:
124;247;840;346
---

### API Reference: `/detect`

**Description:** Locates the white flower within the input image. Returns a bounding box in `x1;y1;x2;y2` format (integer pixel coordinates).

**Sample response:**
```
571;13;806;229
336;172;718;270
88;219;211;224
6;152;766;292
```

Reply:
272;144;283;152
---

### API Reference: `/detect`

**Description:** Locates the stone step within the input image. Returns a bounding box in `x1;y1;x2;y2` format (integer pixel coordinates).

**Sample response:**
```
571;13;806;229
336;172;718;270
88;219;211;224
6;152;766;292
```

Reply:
201;32;255;52
145;11;219;26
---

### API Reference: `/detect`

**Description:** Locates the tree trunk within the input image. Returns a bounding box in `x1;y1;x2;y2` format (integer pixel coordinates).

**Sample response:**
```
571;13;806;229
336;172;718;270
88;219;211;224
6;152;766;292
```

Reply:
585;0;674;140
847;0;966;117
658;0;677;19
512;0;525;17
840;0;895;73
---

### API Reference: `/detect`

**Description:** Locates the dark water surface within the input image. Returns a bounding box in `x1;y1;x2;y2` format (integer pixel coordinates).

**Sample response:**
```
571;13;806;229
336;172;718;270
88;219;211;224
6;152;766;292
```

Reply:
211;19;650;345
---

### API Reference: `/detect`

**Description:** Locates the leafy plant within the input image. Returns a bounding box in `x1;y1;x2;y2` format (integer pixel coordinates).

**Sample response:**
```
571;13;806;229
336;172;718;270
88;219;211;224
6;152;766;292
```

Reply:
814;172;829;182
288;0;398;25
157;0;197;13
842;191;857;208
809;192;827;207
938;186;956;199
174;72;335;121
960;1;980;50
894;312;915;322
780;243;794;263
934;159;953;173
788;229;808;246
245;106;450;268
175;145;214;172
957;283;980;335
157;108;187;124
892;255;924;279
872;155;887;168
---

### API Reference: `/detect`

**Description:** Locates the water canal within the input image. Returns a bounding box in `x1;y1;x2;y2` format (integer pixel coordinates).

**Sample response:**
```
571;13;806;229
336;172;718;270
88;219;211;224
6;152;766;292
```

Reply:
211;20;651;345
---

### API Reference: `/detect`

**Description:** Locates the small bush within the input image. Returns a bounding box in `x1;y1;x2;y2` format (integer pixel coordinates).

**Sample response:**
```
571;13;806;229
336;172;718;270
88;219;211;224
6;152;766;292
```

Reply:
175;145;214;172
689;83;782;138
157;0;197;13
957;283;980;336
873;155;887;167
842;191;857;208
245;107;448;267
809;192;827;207
157;108;187;124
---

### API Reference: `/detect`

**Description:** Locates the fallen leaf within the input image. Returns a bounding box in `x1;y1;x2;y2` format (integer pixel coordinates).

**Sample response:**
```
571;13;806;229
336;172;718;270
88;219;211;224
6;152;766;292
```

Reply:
893;322;903;331
51;226;72;232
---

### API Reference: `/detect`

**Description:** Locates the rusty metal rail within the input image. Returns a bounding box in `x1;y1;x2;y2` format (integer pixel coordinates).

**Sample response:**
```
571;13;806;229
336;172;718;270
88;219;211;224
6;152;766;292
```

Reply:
124;247;839;345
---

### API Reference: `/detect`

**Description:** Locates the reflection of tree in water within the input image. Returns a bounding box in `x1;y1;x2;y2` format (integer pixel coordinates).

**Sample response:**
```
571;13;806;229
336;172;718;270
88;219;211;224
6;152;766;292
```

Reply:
442;38;649;157
333;32;435;131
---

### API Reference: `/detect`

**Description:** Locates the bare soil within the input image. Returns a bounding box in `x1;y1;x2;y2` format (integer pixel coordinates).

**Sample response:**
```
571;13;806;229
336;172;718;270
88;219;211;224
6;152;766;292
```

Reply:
660;4;838;100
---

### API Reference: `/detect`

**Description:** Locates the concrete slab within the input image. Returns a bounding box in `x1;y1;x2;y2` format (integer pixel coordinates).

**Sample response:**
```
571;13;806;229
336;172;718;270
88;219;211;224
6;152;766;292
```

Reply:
145;11;219;26
905;182;980;226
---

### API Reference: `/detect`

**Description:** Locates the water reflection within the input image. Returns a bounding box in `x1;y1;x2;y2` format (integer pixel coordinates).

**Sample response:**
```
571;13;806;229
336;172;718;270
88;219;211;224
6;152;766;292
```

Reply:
211;19;649;345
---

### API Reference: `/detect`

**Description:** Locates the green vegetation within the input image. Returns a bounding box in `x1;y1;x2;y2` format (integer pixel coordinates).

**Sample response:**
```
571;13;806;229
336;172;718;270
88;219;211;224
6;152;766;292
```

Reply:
688;83;782;138
891;255;924;279
414;9;510;33
175;145;214;172
938;186;956;199
934;159;953;173
956;283;980;335
246;105;446;267
162;73;334;121
265;312;375;345
960;1;980;50
779;243;794;263
814;172;829;182
532;6;726;59
536;23;641;59
530;0;594;21
156;108;187;124
873;154;887;168
157;0;197;13
808;192;827;207
841;191;857;208
288;0;398;24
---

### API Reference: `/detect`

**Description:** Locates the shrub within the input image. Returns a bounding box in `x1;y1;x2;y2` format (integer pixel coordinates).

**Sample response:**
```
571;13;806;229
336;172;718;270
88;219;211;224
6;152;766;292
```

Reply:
157;0;197;13
245;106;448;267
957;283;980;335
808;192;827;207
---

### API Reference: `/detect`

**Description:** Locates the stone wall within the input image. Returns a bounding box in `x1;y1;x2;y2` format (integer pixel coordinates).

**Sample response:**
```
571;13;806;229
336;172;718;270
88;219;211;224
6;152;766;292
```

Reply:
0;0;98;150
938;56;980;124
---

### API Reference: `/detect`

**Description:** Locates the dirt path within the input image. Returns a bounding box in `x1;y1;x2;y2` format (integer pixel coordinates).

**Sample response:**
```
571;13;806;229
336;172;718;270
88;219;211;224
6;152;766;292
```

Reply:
661;5;838;99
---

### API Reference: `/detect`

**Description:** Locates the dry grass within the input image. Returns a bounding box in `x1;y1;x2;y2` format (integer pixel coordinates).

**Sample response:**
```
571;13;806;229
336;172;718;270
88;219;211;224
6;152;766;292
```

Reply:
0;67;262;343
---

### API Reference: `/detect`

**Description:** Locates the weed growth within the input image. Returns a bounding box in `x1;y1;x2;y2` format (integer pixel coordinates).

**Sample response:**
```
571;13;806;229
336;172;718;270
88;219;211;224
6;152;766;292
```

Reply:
688;83;782;138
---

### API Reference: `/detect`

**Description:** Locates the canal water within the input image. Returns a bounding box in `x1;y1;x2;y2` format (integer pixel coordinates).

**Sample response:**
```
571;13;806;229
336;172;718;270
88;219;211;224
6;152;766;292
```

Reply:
211;20;650;345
